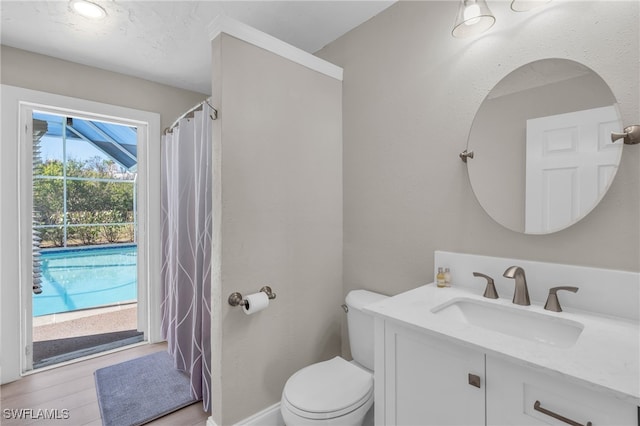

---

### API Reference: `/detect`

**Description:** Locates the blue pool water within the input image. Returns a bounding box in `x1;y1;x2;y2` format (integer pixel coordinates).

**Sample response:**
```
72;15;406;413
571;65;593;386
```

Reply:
33;245;137;317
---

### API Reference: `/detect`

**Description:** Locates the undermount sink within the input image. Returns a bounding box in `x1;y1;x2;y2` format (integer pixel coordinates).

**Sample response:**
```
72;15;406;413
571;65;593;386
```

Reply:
431;298;583;348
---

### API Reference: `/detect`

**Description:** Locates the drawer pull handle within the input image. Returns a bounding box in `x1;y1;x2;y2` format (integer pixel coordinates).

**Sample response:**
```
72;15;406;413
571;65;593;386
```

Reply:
534;400;592;426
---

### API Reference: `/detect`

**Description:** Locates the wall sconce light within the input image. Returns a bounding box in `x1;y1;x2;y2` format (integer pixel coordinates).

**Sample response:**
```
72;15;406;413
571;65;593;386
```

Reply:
510;0;552;12
452;0;496;38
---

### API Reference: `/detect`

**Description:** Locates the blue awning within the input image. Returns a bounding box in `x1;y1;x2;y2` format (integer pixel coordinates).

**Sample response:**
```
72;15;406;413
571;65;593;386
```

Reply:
33;112;137;171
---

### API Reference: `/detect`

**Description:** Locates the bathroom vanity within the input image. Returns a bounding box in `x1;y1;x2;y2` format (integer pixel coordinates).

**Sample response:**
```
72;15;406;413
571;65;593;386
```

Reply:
365;252;640;426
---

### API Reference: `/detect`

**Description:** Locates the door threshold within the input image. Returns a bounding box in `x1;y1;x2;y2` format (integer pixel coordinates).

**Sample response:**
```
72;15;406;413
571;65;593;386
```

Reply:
33;334;145;369
23;339;149;376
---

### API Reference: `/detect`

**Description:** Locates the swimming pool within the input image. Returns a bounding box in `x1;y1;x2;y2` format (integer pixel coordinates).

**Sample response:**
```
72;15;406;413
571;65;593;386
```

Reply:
33;245;137;317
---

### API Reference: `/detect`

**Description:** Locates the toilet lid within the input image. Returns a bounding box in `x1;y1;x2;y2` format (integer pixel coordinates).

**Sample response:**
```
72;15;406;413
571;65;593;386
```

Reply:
283;357;373;417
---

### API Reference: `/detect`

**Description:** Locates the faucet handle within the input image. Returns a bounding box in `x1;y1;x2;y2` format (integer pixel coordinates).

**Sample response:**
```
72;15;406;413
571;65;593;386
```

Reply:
473;272;499;299
544;286;579;312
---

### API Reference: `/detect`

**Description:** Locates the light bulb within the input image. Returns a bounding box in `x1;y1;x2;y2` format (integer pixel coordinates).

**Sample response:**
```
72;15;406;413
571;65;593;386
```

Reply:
464;3;482;25
452;0;495;38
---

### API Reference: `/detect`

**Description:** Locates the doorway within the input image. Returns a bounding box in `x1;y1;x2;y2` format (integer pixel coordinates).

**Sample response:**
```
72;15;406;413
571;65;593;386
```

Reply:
19;103;152;373
0;85;161;384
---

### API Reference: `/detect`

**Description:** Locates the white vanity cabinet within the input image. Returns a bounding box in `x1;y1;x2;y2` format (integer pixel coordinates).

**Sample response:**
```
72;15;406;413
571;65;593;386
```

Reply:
376;319;639;426
369;254;640;425
379;322;485;425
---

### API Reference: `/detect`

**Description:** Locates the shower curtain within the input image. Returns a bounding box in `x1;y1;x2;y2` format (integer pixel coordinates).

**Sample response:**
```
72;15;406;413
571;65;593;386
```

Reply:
160;103;213;412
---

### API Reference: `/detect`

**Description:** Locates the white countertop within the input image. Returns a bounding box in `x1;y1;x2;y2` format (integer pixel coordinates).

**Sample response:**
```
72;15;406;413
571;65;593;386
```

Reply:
364;283;640;406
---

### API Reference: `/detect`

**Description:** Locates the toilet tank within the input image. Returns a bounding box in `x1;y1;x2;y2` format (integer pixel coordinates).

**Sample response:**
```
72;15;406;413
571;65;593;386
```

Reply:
345;290;388;371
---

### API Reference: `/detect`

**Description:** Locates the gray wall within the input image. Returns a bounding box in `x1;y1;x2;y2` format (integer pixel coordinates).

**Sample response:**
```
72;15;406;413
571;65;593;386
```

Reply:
211;34;343;424
317;0;639;356
0;45;206;129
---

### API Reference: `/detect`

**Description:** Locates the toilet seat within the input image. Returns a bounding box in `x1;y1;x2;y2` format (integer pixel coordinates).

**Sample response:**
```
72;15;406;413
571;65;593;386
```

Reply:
282;356;373;420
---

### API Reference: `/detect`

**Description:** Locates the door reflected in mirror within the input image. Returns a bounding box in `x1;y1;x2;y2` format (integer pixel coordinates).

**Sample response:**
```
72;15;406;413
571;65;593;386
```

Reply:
466;58;623;234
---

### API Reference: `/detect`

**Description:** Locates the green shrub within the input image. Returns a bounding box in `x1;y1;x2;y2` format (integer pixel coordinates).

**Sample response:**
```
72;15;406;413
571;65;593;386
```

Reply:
34;157;136;247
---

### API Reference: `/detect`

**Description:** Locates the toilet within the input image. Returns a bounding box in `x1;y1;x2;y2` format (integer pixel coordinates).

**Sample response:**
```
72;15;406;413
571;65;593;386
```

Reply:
281;290;388;426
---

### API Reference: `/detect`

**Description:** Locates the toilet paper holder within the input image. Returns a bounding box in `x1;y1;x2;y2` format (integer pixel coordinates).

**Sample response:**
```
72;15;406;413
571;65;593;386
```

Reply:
228;286;276;308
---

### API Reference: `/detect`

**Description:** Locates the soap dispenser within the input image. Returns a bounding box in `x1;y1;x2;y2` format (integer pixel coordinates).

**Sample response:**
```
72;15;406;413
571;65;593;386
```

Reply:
436;267;446;288
444;268;451;287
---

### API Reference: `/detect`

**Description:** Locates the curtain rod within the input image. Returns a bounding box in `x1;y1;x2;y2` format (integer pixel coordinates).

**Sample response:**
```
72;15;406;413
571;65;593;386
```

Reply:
164;99;218;135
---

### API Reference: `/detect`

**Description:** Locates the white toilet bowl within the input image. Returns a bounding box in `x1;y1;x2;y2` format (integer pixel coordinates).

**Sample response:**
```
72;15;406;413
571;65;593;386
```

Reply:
280;290;387;426
281;357;373;426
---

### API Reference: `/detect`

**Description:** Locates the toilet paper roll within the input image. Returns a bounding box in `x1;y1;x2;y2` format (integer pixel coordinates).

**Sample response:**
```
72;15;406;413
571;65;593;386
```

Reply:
243;291;270;315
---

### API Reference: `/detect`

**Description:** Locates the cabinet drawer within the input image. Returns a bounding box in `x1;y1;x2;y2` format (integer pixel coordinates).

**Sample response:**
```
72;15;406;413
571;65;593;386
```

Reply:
486;355;637;426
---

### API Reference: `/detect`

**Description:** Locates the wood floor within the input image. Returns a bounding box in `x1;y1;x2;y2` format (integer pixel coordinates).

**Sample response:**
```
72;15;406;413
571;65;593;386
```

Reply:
0;342;210;426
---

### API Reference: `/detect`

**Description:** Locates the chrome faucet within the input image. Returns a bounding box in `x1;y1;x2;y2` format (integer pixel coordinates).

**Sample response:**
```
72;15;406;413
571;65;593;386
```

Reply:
503;266;530;306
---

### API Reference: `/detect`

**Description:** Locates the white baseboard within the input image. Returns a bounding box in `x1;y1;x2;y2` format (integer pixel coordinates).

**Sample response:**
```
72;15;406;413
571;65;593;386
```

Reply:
234;403;284;426
206;403;283;426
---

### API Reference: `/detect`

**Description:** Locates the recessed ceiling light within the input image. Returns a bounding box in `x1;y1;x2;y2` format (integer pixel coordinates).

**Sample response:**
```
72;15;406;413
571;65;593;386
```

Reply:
71;0;107;20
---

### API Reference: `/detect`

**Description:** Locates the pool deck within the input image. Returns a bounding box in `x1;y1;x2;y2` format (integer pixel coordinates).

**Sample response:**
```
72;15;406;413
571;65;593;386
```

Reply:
33;303;139;341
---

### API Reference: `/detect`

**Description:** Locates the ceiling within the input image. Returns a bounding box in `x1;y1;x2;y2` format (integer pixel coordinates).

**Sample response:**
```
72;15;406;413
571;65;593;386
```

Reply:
1;1;396;94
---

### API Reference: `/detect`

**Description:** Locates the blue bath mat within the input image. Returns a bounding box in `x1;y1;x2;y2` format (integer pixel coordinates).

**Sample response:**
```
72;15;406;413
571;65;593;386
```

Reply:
94;350;199;426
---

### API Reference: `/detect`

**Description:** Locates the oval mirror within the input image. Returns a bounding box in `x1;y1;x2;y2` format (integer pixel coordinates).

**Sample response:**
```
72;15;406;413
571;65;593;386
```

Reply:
466;58;623;234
